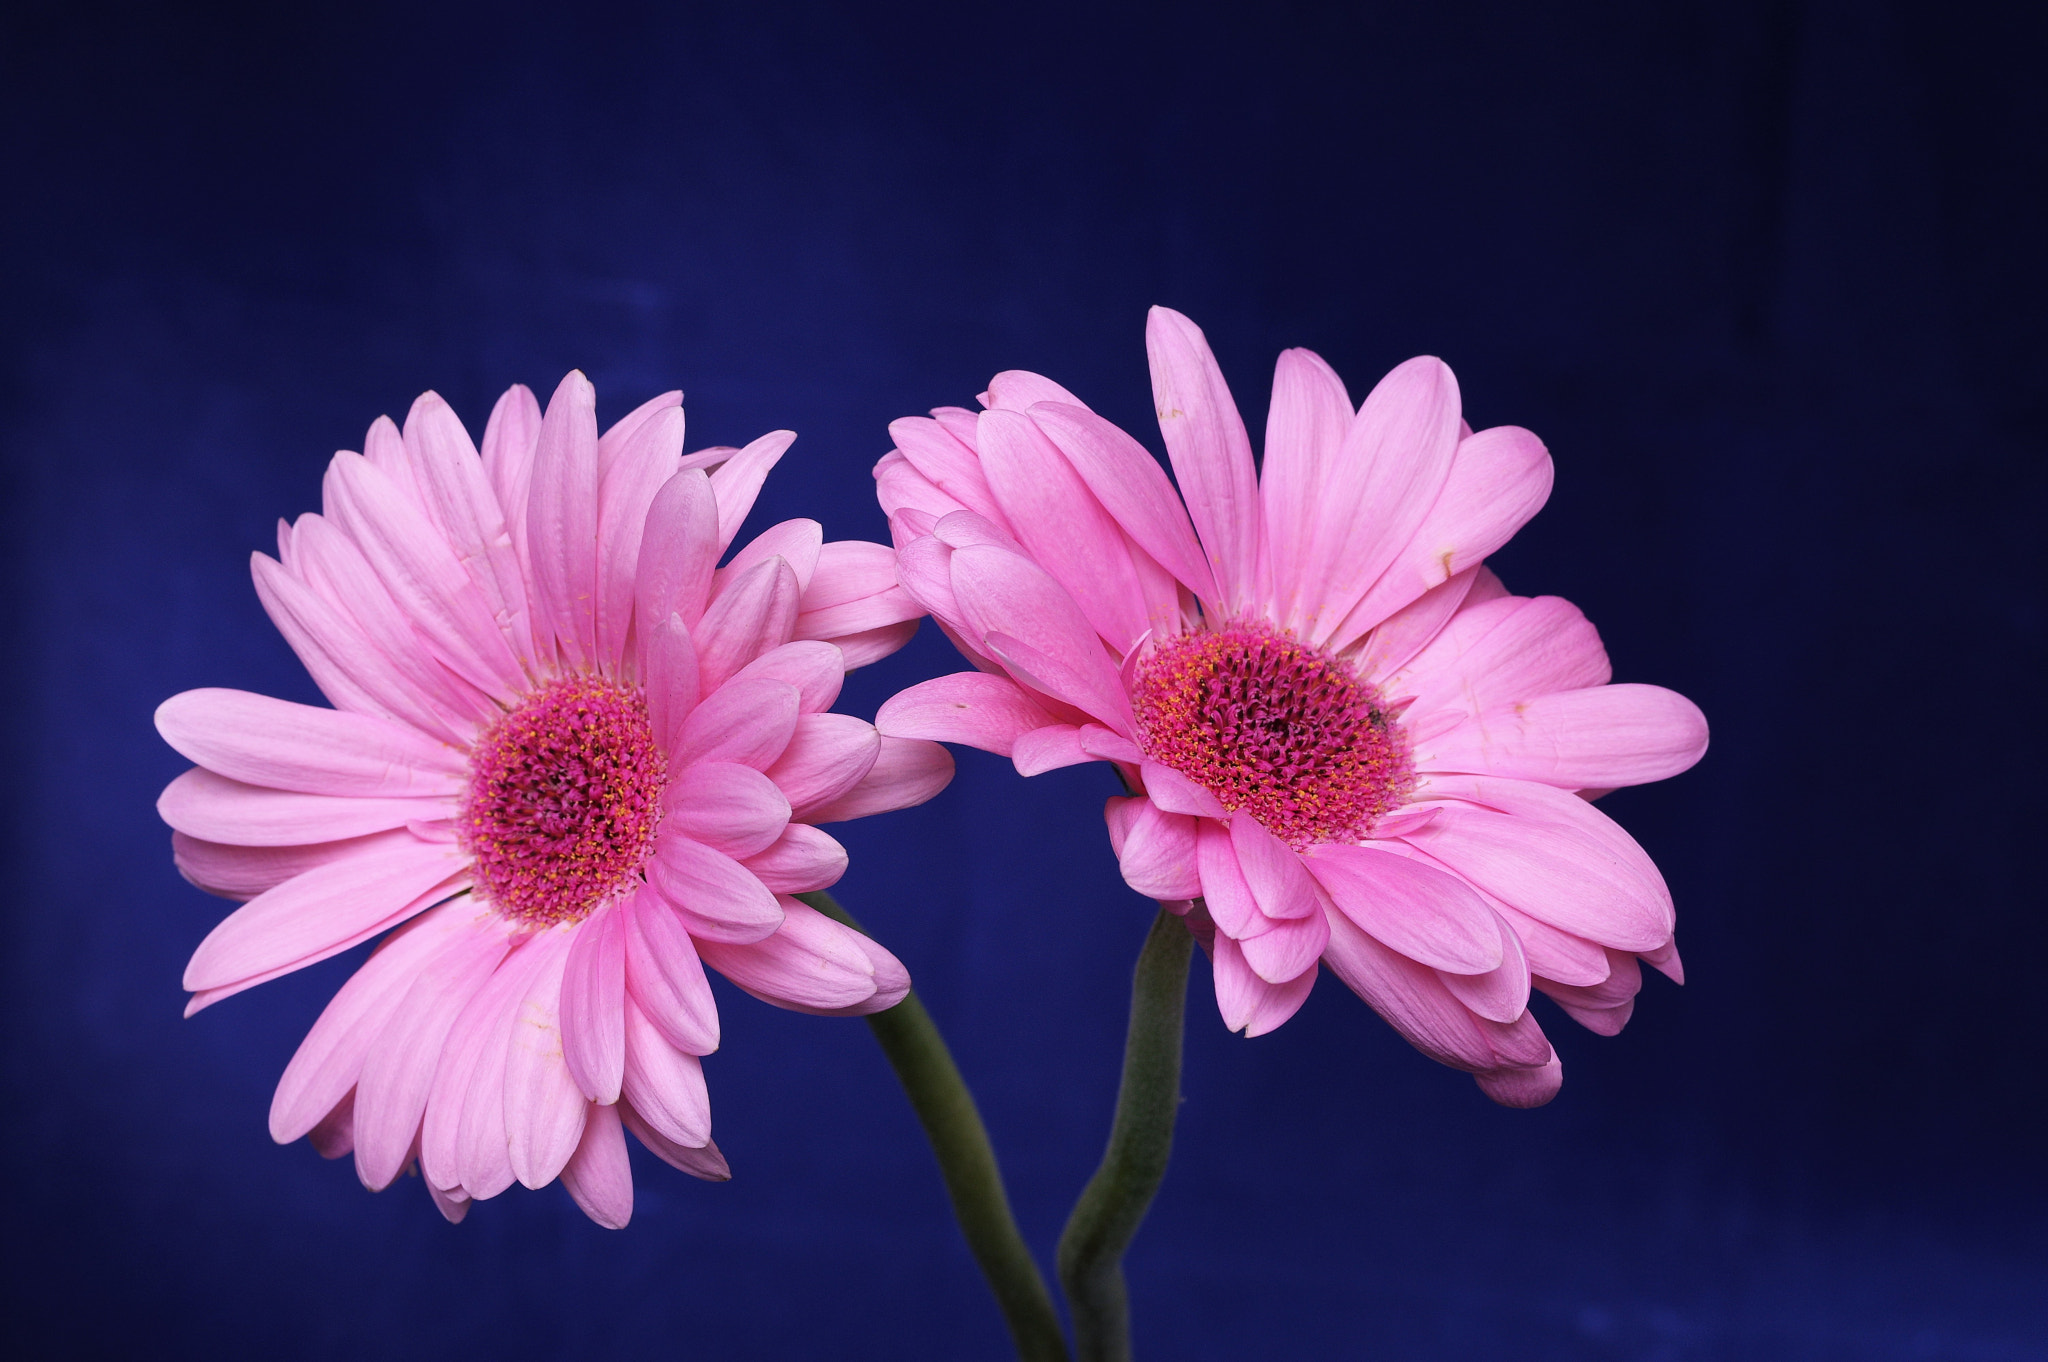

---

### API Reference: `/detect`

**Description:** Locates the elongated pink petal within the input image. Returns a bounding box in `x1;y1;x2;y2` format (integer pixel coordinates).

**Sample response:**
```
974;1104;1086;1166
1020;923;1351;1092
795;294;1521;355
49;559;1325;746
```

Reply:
1195;819;1261;939
559;1099;634;1228
622;886;720;1055
875;672;1058;756
765;714;881;819
1415;684;1710;790
1435;910;1531;1023
560;904;628;1104
526;372;602;670
985;368;1086;411
1535;948;1644;1035
1475;1054;1562;1108
798;736;952;823
184;837;467;993
951;544;1133;730
427;1174;470;1223
1211;933;1317;1036
430;931;556;1197
642;615;701;753
1237;909;1329;985
695;556;803;692
977;408;1154;651
731;640;845;714
1114;800;1202;900
351;915;512;1189
1490;896;1612;987
1339;423;1552;633
158;768;450;847
1028;401;1216;603
670;678;800;771
722;518;822;594
269;903;476;1143
599;390;683;473
1139;762;1227;819
156;689;464;797
1228;815;1321;921
708;430;797;550
620;1103;727;1181
826;620;920;668
1640;937;1685;985
1319;909;1499;1070
403;391;535;671
1348;565;1480;682
596;405;686;673
1258;348;1353;628
1302;843;1504;974
174;829;407;902
1146;307;1260;613
696;898;882;1013
667;760;791;859
307;1089;356;1159
621;999;712;1147
800;539;908;612
503;931;588;1190
1297;356;1462;646
1012;724;1091;776
649;835;784;944
1396;595;1612;720
1401;778;1674;952
481;383;543;582
888;416;1010;528
741;824;849;893
636;469;720;635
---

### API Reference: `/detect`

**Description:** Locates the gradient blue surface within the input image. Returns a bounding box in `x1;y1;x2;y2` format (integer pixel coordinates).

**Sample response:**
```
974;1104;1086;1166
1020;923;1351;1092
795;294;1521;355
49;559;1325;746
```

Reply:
4;2;2045;1358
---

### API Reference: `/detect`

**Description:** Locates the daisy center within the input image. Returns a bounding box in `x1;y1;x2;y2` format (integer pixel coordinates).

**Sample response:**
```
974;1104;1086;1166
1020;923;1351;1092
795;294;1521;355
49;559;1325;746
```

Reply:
459;675;668;927
1131;624;1413;849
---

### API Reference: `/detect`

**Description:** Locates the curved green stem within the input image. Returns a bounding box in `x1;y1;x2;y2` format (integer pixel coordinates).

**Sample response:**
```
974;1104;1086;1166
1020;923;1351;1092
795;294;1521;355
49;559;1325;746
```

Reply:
797;891;1070;1362
1055;906;1194;1362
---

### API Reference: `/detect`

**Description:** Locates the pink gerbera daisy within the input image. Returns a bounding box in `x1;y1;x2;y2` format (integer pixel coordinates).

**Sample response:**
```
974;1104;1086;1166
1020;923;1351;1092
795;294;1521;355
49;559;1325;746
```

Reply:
156;372;951;1225
874;309;1707;1106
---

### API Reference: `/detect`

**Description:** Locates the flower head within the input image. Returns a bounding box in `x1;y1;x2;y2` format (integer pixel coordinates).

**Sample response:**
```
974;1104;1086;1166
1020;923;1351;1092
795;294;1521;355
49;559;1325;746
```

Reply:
157;373;950;1225
875;309;1706;1106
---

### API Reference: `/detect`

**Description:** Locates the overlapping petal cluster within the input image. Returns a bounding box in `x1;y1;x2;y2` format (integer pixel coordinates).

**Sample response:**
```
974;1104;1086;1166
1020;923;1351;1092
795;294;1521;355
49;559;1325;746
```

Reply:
156;373;950;1225
875;309;1707;1105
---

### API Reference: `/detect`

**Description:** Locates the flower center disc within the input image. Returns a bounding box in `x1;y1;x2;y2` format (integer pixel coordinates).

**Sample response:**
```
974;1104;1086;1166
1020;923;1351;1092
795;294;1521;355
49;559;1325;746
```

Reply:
1131;624;1412;848
460;675;667;927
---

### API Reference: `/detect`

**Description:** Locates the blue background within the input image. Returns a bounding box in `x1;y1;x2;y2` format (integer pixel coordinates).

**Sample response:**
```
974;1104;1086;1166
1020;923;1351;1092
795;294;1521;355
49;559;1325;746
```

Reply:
4;2;2044;1357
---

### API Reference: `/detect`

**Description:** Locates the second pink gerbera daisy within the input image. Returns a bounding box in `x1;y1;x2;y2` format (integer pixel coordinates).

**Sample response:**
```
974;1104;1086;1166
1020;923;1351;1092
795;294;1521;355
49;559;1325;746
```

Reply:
874;309;1706;1106
157;373;950;1225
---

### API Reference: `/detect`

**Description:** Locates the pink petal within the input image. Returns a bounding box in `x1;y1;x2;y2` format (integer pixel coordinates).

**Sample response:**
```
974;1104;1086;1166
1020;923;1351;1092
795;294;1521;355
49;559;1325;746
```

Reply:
1535;948;1643;1036
502;931;588;1189
1139;762;1227;819
560;904;628;1104
1640;937;1685;985
707;430;797;550
158;768;450;848
156;688;464;797
174;829;407;902
976;408;1155;651
693;554;801;694
1403;777;1674;952
669;677;801;771
695;897;885;1014
596;405;686;673
269;902;474;1143
402;391;535;671
635;469;720;635
799;538;917;619
428;930;558;1197
642;614;701;753
950;545;1133;730
984;369;1086;411
620;1101;728;1181
1114;799;1202;900
1297;357;1462;647
559;1099;634;1228
1228;815;1321;921
888;415;1010;528
622;886;720;1055
1028;401;1216;602
1475;1054;1562;1108
1319;909;1499;1070
351;915;512;1189
1302;843;1505;974
598;390;683;474
667;760;791;859
481;383;543;581
1257;348;1353;629
1211;933;1317;1036
1490;897;1613;987
1145;307;1260;613
1434;910;1531;1023
1395;595;1612;721
1237;910;1329;985
183;836;467;994
525;372;602;671
1415;684;1710;790
875;671;1058;756
307;1089;355;1159
426;1177;470;1223
798;736;953;823
722;518;822;594
1339;422;1553;633
741;824;849;893
621;998;712;1147
1347;565;1481;682
1194;819;1262;939
731;640;847;714
764;714;882;818
649;834;785;944
1012;724;1091;776
824;619;920;668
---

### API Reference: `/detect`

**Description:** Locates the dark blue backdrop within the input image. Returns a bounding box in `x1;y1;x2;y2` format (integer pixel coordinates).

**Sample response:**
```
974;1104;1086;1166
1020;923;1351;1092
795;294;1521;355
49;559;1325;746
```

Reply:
4;2;2044;1358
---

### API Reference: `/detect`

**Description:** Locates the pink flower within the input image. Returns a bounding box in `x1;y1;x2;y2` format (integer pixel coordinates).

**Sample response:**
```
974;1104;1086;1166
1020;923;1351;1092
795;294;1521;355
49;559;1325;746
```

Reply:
874;309;1707;1107
156;373;951;1225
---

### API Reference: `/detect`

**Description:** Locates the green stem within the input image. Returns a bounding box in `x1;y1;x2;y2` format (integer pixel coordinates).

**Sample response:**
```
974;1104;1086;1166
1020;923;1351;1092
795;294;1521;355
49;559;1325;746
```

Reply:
1055;906;1194;1362
797;891;1070;1362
